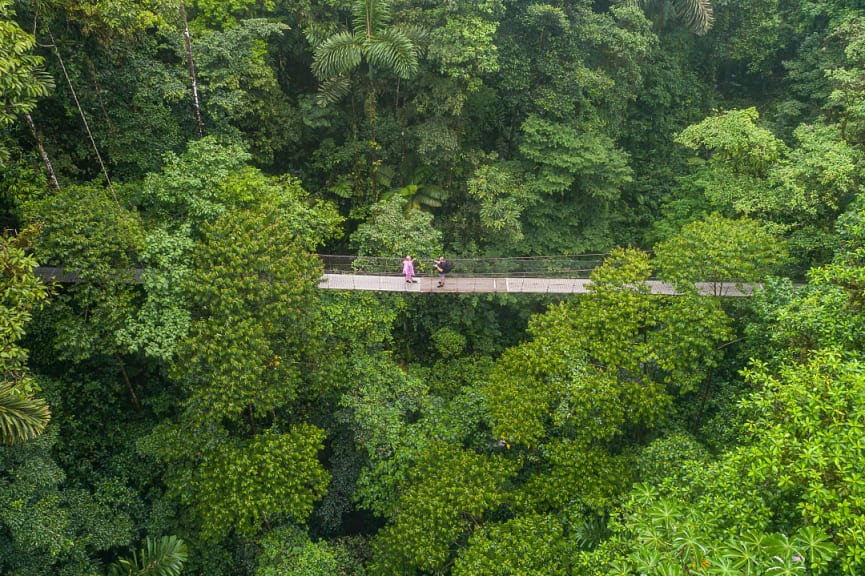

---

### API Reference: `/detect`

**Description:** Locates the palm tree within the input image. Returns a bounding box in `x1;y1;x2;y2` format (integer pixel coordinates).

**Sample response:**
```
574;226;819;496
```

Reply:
0;382;50;444
312;0;421;197
108;535;188;576
312;0;420;106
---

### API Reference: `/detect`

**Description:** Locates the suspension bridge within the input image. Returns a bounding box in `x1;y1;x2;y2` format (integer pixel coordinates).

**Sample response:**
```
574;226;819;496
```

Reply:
33;255;757;297
317;255;755;296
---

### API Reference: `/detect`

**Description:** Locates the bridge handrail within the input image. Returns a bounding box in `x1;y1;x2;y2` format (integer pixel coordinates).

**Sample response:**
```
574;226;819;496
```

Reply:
319;254;608;278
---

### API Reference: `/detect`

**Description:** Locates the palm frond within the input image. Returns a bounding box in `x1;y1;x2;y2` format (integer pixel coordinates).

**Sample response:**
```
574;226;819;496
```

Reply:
108;535;187;576
312;31;363;80
676;0;714;35
353;0;392;39
0;382;50;445
316;74;353;106
366;28;419;78
397;24;430;56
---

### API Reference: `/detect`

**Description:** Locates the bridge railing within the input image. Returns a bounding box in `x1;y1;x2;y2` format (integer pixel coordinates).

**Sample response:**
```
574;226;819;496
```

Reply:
318;255;607;278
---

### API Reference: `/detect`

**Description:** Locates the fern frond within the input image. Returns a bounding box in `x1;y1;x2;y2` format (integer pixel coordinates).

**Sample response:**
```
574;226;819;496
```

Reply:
0;382;50;444
366;28;419;78
312;31;362;79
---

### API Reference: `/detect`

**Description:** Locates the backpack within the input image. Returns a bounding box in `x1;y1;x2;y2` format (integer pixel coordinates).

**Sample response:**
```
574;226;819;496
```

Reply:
440;260;453;273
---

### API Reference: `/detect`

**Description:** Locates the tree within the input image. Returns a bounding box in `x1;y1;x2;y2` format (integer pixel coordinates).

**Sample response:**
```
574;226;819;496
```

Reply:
311;0;422;196
350;195;443;263
0;232;50;444
0;0;53;128
653;212;787;290
311;0;420;107
143;206;332;541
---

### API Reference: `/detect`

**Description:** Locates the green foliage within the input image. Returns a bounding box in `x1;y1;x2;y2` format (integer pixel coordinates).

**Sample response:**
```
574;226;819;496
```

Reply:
0;381;50;445
653;213;787;286
675;108;784;177
0;0;53;127
520;114;632;200
177;207;324;422
0;430;136;575
611;483;838;576
179;427;329;540
486;248;733;452
192;0;271;30
108;535;188;576
312;0;420;105
256;527;363;576
0;231;48;394
370;441;517;573
57;0;181;41
140;204;335;542
22;184;144;362
140;136;252;223
739;351;865;574
344;354;432;517
466;158;535;250
193;19;299;165
350;195;442;261
638;0;715;35
454;514;571;576
826;16;865;144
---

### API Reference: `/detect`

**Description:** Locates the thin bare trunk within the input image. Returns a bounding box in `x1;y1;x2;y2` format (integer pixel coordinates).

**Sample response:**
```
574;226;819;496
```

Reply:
24;114;60;191
367;87;378;201
115;354;141;412
47;28;118;206
248;405;257;435
181;4;204;138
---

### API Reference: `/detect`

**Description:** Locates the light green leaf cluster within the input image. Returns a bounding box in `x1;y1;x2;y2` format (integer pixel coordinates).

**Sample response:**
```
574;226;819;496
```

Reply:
183;427;330;540
370;440;517;573
516;439;632;515
611;484;837;576
350;195;443;261
0;0;53;127
486;248;732;450
676;107;784;176
738;351;865;574
653;213;787;286
256;527;362;576
454;514;570;576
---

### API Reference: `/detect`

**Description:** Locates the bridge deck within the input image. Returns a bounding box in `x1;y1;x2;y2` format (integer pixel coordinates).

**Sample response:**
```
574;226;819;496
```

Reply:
32;267;755;296
320;274;754;296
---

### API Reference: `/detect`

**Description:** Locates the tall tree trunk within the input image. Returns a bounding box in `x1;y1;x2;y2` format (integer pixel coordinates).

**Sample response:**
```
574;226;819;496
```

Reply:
181;4;204;139
24;114;60;191
366;87;379;201
47;28;118;206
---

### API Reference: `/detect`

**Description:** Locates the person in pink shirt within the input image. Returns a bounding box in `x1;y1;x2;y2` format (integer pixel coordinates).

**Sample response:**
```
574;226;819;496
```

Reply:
402;255;417;283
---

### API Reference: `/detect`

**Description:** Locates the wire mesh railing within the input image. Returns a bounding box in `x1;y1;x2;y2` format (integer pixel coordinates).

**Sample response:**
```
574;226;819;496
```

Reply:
318;255;607;278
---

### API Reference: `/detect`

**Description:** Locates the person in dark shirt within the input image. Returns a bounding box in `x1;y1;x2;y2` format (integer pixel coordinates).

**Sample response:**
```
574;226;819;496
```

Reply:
434;256;451;287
